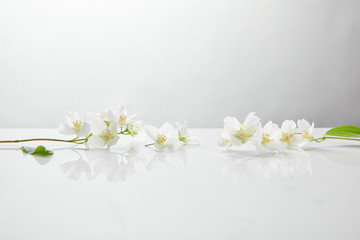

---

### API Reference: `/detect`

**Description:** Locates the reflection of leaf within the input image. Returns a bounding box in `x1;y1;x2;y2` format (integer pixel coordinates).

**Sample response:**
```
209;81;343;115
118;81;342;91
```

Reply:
326;125;360;138
20;145;54;157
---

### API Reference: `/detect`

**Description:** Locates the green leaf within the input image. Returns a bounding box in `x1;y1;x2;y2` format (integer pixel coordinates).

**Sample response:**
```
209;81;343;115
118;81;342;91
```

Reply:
325;125;360;138
104;121;111;127
20;145;54;157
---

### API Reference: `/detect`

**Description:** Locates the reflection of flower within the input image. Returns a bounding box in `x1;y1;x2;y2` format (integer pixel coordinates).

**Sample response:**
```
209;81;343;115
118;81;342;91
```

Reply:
146;149;187;171
277;149;312;176
60;157;91;180
58;111;90;137
86;149;136;182
56;135;196;181
221;149;312;183
217;131;232;151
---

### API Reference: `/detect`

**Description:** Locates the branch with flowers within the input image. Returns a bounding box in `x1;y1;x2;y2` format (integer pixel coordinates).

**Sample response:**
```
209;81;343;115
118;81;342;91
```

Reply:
1;108;359;157
217;112;360;152
0;106;199;157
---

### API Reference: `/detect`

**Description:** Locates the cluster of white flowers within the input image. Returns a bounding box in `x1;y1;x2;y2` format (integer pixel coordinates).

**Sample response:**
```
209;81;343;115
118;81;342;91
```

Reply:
217;112;314;152
59;106;141;148
58;106;198;149
145;121;199;150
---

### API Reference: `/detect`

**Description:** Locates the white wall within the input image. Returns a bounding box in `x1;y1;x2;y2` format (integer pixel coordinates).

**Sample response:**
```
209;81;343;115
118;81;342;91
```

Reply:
0;0;359;128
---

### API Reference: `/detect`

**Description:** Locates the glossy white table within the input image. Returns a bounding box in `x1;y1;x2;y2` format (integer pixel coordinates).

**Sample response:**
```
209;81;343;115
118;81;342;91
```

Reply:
0;128;360;240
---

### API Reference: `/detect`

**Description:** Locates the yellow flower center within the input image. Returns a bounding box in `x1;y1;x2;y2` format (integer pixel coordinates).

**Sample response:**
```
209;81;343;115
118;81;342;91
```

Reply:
235;125;251;140
280;133;292;143
101;128;114;141
262;133;271;144
301;130;309;139
222;139;230;144
100;112;106;119
156;134;167;145
119;114;127;124
72;120;83;132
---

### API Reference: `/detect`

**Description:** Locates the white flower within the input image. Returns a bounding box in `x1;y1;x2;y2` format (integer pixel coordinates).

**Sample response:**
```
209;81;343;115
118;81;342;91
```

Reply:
127;120;144;136
145;122;178;150
114;105;137;127
279;120;301;148
58;111;90;137
223;112;261;146
216;131;232;151
279;119;313;149
87;109;119;148
176;121;199;145
258;121;284;152
89;108;116;122
297;119;314;147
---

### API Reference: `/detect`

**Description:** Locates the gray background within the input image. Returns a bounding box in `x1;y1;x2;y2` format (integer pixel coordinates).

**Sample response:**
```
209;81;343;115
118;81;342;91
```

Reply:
0;0;359;128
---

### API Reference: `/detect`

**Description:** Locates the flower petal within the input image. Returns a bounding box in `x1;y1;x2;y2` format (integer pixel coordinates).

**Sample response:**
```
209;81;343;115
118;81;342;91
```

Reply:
281;120;296;133
58;123;75;135
159;122;174;134
106;136;120;148
145;125;158;141
77;122;90;137
87;135;106;148
297;119;310;132
224;117;240;134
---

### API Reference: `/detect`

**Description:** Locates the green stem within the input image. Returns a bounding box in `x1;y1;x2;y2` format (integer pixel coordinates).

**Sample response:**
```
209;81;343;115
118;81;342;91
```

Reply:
312;136;360;143
323;136;360;141
0;138;88;144
145;143;155;147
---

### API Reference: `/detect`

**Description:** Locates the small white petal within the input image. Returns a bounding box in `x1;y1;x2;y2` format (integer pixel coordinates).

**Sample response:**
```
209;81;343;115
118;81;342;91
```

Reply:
87;135;106;148
145;125;158;141
281;120;296;133
77;122;90;137
288;134;304;148
119;105;127;115
224;117;240;134
58;123;75;135
106;136;120;148
244;112;261;132
297;119;310;132
159;122;174;134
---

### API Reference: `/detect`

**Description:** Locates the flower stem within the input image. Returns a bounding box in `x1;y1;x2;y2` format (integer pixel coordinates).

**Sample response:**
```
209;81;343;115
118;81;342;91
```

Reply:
145;143;155;147
312;136;360;143
0;138;88;144
323;136;360;141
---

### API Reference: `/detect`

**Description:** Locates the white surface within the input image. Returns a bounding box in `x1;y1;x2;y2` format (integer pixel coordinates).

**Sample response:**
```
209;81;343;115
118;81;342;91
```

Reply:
1;0;360;128
0;128;360;240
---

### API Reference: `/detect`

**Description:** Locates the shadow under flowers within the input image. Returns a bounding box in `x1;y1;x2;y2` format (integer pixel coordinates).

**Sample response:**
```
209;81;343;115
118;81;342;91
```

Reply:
220;149;313;183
